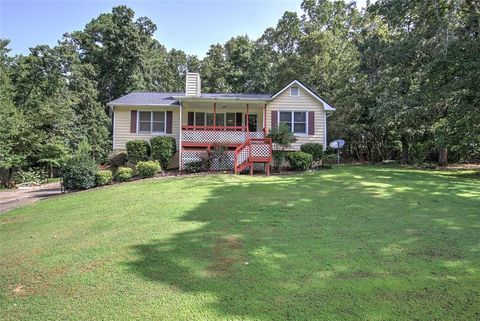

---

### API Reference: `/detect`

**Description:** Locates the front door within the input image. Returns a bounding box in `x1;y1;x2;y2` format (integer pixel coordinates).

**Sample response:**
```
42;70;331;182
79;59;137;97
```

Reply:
246;114;258;132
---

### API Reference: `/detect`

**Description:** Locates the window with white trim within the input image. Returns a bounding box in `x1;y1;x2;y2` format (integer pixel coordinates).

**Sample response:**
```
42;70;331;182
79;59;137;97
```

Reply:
290;86;299;96
279;111;307;134
138;111;165;133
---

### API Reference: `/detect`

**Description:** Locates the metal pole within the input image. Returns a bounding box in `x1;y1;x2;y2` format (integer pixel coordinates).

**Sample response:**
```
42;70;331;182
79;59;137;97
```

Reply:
337;148;340;165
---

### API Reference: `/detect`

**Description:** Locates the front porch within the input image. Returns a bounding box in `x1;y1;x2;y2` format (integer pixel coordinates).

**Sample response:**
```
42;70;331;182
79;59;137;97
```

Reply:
179;100;272;174
181;100;267;147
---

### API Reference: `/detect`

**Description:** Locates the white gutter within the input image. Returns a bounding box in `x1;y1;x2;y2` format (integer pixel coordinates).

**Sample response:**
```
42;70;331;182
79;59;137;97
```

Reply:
106;103;180;107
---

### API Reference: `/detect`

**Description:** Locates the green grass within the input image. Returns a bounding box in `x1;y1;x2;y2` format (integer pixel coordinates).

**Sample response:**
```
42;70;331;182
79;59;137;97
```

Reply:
1;165;479;321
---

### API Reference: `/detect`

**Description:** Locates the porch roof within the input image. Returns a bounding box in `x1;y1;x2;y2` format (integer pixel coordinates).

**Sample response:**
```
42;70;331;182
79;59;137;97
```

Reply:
107;92;183;107
175;93;272;103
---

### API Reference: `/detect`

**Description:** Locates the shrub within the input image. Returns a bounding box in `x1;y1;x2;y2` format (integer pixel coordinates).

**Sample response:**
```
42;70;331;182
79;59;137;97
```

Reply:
268;124;296;171
108;151;128;167
14;168;45;186
126;140;150;164
62;156;97;191
322;153;337;167
287;151;313;171
95;170;113;186
114;167;133;182
150;136;176;169
184;158;210;173
136;161;161;178
300;143;324;161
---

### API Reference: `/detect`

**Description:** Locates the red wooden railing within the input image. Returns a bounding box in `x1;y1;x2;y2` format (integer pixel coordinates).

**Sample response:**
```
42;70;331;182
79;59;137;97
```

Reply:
234;138;272;175
182;125;247;132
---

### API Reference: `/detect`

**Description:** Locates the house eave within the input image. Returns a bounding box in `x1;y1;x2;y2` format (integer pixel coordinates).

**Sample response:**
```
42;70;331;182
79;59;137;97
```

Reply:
107;103;180;107
175;96;272;103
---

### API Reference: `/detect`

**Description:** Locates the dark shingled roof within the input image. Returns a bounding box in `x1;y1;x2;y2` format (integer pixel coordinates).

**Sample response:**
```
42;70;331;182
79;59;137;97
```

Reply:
107;92;184;106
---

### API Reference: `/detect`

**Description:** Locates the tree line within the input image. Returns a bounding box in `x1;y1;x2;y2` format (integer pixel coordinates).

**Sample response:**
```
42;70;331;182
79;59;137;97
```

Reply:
1;0;479;185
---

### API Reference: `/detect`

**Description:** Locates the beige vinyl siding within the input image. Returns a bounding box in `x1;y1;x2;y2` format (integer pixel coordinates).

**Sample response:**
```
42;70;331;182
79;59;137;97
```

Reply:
266;86;326;151
113;106;180;150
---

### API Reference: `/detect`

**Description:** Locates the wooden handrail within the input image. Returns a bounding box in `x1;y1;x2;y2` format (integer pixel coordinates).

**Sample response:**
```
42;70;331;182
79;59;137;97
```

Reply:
182;125;247;131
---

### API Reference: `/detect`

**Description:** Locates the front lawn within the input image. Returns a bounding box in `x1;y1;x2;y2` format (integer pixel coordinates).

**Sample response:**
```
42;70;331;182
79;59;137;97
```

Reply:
1;166;479;320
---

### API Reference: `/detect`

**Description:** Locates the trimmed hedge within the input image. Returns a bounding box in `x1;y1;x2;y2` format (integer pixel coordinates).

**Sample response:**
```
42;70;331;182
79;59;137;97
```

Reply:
62;156;97;191
300;143;324;161
108;151;128;167
114;167;133;182
287;151;313;171
126;140;150;164
136;161;161;178
95;170;113;186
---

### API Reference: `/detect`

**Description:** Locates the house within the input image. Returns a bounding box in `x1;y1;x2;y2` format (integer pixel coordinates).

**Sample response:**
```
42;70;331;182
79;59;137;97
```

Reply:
107;73;335;174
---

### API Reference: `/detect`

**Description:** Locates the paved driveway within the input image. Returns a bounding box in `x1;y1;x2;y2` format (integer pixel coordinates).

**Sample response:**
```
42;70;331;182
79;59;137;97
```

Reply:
0;183;62;214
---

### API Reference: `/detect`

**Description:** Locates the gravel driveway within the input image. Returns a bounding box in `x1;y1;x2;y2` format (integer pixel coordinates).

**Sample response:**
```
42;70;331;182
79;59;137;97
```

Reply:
0;183;62;214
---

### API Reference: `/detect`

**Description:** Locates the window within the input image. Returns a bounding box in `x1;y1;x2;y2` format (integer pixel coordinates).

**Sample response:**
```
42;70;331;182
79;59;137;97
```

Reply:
226;113;236;127
293;111;306;133
195;112;205;126
139;112;151;132
278;111;307;134
216;114;225;126
290;86;299;96
152;112;165;132
279;111;292;131
138;111;165;133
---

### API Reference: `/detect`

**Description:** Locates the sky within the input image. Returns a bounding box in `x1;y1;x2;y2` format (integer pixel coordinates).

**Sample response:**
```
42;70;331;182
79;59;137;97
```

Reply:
0;0;370;58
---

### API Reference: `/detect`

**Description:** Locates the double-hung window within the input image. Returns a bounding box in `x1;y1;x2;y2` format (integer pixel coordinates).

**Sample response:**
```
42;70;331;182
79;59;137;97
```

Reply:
279;111;307;134
206;113;225;126
138;111;165;133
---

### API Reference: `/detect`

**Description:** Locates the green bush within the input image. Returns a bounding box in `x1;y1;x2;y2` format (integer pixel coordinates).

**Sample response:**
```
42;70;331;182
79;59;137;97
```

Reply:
108;151;128;167
136;160;161;178
62;156;97;191
287;151;313;171
95;170;113;186
114;167;133;182
184;159;209;173
14;168;45;185
322;153;337;167
126;140;150;164
150;136;176;169
300;143;324;161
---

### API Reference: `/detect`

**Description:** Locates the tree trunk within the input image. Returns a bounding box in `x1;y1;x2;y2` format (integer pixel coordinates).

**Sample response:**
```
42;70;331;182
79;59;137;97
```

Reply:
401;137;409;164
438;147;448;166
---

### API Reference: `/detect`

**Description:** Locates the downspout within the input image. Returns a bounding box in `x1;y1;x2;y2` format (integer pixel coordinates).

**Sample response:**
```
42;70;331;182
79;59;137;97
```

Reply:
325;111;333;151
111;105;116;150
179;101;183;170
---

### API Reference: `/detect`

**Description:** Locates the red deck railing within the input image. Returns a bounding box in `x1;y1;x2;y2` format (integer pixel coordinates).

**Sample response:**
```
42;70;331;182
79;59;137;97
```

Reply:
233;138;272;175
182;125;247;131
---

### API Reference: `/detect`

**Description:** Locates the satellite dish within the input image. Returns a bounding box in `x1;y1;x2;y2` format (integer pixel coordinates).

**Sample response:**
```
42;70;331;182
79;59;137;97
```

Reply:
328;139;346;165
329;139;345;149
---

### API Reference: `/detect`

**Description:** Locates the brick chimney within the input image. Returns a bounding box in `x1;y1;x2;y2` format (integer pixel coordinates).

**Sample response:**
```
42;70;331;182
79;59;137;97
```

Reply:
185;72;201;96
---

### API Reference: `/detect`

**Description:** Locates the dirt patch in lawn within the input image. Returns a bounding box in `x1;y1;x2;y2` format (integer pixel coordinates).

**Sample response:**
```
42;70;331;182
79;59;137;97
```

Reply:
209;234;244;275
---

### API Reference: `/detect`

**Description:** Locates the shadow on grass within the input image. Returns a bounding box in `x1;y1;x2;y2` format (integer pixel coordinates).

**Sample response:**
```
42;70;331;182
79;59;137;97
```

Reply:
125;168;480;320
